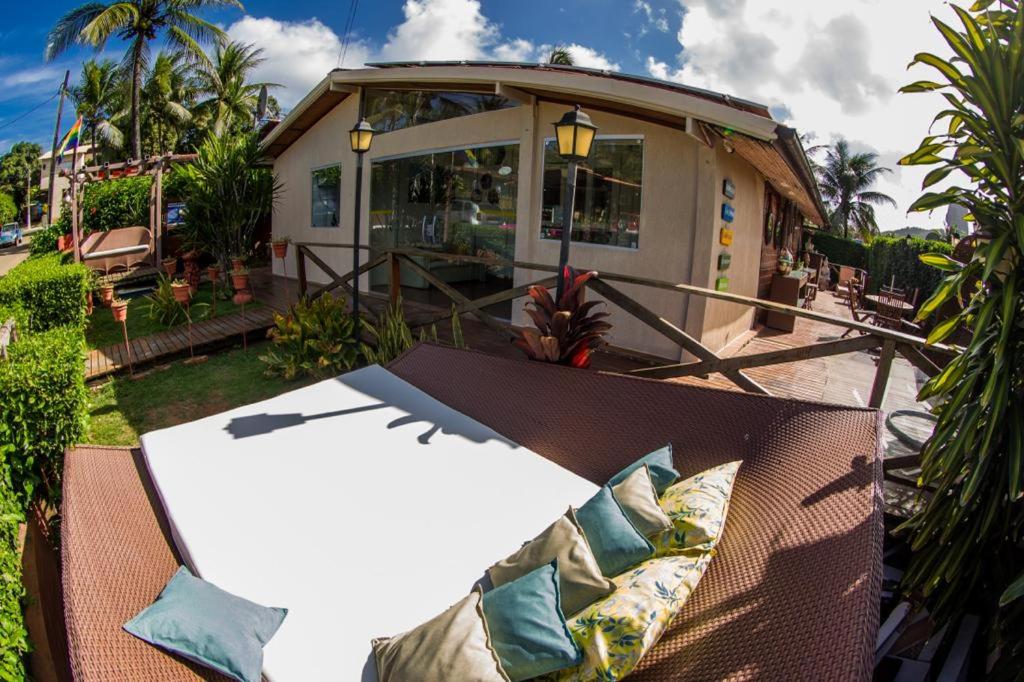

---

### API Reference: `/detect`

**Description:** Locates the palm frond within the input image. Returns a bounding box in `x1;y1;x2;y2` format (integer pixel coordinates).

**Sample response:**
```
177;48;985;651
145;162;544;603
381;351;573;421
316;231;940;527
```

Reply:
79;3;140;51
45;3;107;60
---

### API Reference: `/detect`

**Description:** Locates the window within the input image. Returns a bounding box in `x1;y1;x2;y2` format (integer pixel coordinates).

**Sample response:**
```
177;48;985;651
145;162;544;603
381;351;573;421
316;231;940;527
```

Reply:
364;89;518;134
540;138;643;249
311;165;341;227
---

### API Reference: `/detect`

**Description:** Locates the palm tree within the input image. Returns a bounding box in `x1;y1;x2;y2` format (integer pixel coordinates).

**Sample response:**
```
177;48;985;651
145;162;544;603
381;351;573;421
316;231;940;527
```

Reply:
548;46;574;66
45;0;240;159
815;138;896;241
193;40;276;135
70;59;125;160
141;51;194;154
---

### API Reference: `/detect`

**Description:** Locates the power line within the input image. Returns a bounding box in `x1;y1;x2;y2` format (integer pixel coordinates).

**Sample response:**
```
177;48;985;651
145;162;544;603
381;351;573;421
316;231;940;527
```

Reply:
337;0;361;68
0;89;61;133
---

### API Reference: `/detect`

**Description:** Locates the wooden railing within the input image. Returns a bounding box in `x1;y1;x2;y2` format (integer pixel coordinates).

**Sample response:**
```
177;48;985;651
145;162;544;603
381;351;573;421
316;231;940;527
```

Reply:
293;242;952;417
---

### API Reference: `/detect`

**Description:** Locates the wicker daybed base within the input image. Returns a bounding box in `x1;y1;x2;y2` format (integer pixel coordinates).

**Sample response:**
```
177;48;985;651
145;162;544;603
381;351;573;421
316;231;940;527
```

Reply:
61;344;882;680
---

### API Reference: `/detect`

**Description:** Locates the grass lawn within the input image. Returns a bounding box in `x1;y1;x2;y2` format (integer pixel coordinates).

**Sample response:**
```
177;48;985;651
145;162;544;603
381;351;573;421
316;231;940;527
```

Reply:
86;281;260;350
86;341;313;446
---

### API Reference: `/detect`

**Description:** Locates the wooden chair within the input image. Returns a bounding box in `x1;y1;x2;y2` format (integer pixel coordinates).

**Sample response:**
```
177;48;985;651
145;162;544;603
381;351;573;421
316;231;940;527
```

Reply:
835;265;857;300
873;290;908;330
841;287;877;338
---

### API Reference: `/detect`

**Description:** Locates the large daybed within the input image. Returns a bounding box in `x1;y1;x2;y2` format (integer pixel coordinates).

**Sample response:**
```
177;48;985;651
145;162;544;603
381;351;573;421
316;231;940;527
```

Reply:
79;226;153;274
60;344;883;680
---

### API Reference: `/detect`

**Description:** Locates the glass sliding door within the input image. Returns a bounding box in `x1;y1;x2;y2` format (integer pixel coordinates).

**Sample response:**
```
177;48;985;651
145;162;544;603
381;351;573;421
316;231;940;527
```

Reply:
369;143;518;317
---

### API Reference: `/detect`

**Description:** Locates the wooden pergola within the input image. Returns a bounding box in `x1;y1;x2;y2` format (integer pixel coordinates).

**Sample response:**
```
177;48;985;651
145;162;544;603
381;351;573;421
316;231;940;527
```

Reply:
60;153;196;264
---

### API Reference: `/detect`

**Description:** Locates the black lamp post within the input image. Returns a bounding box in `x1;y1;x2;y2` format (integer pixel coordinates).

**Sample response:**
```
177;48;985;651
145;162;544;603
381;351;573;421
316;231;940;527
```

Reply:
552;105;597;302
349;117;375;326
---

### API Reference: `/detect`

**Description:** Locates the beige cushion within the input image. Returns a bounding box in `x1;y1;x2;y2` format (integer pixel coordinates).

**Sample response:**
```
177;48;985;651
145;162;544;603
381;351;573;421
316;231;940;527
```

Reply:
488;509;614;617
372;587;509;682
611;464;674;537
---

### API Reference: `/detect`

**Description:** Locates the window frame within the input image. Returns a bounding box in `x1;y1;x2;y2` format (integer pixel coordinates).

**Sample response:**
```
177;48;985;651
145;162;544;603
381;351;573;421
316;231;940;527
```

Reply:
310;162;342;228
537;134;646;252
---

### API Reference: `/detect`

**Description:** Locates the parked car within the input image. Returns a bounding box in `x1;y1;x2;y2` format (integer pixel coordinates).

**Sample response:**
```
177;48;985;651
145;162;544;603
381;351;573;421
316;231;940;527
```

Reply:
0;223;22;248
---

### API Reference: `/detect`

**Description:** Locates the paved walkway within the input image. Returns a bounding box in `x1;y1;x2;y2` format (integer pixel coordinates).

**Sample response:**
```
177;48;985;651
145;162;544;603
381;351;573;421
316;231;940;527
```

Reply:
0;240;30;275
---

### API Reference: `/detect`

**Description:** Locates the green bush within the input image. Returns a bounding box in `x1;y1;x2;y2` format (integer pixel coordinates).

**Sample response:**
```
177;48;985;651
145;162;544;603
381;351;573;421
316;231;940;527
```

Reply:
28;212;69;258
866;236;954;300
80;175;152;234
809;231;868;269
0;457;28;681
0;324;87;508
260;295;360;380
0;191;16;224
0;254;91;331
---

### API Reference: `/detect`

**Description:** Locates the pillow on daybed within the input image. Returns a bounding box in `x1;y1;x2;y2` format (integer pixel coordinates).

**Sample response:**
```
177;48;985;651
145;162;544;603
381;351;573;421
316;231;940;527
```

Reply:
123;566;287;682
543;552;716;682
481;561;582;680
489;509;614;617
651;460;742;556
373;587;509;682
575;486;654;577
607;444;680;495
610;464;673;537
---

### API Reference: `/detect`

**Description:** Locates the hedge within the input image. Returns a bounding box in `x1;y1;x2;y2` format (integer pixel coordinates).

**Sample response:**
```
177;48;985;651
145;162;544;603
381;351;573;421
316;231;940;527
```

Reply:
0;456;28;681
0;191;16;224
867;236;954;298
0;324;87;509
80;175;152;234
28;212;69;258
809;232;868;269
0;254;91;331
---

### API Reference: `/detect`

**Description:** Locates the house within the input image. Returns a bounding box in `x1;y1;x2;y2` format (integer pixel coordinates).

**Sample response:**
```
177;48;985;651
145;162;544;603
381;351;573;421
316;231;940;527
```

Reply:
260;62;826;359
38;143;96;224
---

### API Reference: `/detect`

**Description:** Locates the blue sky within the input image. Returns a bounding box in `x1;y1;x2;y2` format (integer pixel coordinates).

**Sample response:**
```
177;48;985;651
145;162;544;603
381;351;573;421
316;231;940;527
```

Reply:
0;0;957;230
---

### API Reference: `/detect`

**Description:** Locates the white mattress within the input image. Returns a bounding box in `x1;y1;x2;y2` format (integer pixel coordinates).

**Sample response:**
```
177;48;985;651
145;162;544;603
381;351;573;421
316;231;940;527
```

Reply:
140;365;599;680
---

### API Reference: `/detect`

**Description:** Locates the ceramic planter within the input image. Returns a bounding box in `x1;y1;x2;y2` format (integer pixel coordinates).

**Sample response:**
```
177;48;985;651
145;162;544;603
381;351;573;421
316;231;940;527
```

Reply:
171;283;191;305
99;284;115;307
232;290;253;305
231;272;250;292
207;265;221;282
271;241;289;259
111;302;128;322
162;258;177;278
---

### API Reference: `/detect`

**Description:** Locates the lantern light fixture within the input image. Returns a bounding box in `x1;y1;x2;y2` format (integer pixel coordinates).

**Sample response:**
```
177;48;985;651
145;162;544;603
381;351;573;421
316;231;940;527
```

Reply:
349;118;376;154
552;105;597;162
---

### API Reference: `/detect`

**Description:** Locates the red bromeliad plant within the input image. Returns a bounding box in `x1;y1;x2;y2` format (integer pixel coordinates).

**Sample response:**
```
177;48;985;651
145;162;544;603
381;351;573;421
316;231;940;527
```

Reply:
513;267;611;368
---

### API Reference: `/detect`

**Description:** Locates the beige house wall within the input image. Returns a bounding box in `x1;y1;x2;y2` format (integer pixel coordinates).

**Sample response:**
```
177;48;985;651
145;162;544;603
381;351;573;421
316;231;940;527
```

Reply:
271;94;767;359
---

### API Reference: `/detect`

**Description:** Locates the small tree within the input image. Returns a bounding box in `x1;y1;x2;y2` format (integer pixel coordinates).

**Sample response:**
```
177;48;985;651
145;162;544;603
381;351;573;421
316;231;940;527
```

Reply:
896;1;1024;674
176;132;279;273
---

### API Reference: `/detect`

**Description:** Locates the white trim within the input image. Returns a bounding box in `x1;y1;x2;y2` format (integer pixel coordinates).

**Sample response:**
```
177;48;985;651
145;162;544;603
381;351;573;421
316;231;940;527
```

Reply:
370;139;520;163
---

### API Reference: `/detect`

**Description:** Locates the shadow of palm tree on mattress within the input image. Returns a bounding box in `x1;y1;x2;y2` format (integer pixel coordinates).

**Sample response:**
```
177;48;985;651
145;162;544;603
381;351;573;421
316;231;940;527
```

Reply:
223;364;518;447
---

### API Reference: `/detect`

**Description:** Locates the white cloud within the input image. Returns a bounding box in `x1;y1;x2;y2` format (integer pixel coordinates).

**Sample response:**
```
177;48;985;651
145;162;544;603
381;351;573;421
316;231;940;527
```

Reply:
1;65;65;88
378;0;497;62
492;40;621;71
648;0;957;231
634;1;670;33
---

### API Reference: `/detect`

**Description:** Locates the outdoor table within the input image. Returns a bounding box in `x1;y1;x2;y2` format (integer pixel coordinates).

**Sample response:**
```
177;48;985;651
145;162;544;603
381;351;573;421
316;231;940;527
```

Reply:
864;293;915;317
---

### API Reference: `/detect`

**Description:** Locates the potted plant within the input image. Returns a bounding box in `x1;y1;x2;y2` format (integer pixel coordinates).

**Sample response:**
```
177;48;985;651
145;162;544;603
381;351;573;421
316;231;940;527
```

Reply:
207;263;221;282
170;279;191;305
232;288;253;305
231;256;246;272
231;267;250;292
110;298;129;322
99;283;115;307
271;237;290;259
162;257;177;278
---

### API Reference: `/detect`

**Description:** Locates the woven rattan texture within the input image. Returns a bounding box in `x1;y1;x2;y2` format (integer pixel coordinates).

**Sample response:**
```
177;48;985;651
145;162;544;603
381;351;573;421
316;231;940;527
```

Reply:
61;446;226;680
389;345;883;681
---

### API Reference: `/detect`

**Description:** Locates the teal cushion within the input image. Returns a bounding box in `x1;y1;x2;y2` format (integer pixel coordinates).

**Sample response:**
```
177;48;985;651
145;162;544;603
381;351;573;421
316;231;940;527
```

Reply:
575;486;654;577
124;566;287;682
481;560;581;680
608;444;680;495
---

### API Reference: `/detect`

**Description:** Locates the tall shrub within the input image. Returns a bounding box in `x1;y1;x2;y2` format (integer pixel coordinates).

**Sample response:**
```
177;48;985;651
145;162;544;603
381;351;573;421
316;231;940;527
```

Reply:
866;236;954;297
0;253;91;331
0;191;16;224
809;231;868;269
0;457;28;680
80;175;152;233
896;2;1024;674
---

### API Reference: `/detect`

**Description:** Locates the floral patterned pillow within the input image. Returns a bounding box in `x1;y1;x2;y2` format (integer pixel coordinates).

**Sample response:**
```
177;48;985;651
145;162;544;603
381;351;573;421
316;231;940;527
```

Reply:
541;552;714;681
651;461;742;556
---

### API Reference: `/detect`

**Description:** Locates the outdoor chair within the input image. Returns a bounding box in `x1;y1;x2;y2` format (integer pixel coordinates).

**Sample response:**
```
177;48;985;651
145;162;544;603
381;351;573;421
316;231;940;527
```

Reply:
835;264;857;300
873;290;908;330
841;288;878;338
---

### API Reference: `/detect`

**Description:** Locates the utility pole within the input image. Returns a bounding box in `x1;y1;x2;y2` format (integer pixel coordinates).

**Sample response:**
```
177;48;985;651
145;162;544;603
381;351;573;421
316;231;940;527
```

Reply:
25;170;31;230
46;70;70;226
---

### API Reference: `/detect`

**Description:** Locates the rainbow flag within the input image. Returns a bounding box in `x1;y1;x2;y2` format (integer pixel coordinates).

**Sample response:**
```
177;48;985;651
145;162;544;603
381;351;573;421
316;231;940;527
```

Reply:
56;116;83;163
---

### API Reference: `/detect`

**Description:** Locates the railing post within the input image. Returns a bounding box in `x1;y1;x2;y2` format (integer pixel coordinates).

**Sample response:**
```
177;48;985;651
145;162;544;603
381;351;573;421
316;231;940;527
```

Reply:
389;251;401;307
869;339;897;408
296;245;308;299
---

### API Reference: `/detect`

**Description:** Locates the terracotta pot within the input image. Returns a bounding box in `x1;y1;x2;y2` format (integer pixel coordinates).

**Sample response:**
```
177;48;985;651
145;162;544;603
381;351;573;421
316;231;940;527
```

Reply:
171;283;191;304
232;290;253;305
271;241;288;259
231;272;250;291
111;302;128;323
162;258;177;278
99;284;115;307
231;257;245;272
207;265;221;281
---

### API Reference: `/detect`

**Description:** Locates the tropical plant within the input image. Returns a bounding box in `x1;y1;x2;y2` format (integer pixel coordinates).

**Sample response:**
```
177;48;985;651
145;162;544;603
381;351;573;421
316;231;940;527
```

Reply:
260;295;359;380
141;51;194;155
45;0;239;159
548;46;574;66
894;1;1024;676
361;297;415;366
70;58;125;159
146;274;207;326
815;138;897;241
193;40;277;136
513;267;611;368
176;131;279;273
80;175;152;233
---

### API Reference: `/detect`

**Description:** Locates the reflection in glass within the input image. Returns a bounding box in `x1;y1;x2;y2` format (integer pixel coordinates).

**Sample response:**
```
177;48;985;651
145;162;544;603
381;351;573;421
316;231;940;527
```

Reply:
541;138;643;249
364;90;517;134
369;144;519;316
311;165;341;227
